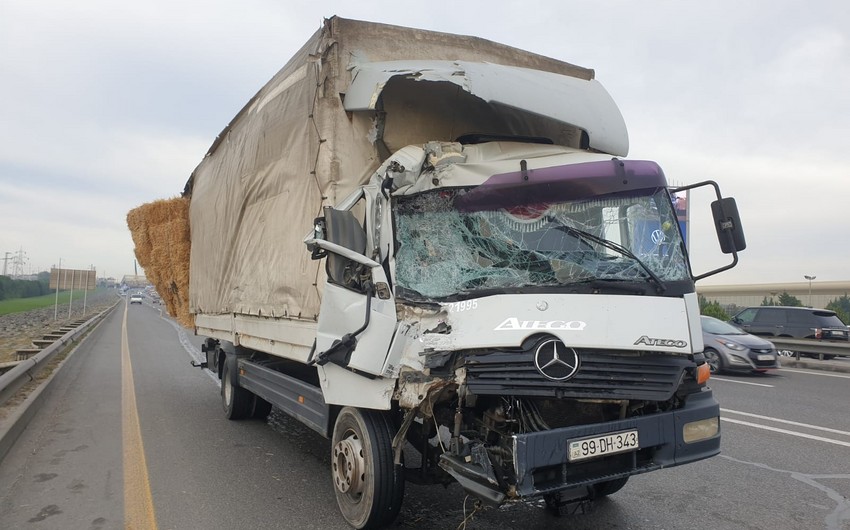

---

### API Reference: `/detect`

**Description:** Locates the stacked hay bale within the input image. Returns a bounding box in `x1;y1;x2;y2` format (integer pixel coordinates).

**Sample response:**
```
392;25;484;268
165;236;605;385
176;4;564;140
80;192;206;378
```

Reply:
126;197;193;329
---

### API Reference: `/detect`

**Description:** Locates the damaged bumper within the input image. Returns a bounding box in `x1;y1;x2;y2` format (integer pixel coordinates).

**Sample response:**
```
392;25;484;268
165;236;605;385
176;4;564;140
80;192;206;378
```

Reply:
440;389;720;504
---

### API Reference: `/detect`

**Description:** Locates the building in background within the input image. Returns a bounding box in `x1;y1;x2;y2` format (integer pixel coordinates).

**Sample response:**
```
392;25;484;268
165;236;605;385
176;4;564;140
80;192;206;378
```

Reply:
121;274;149;289
698;281;850;312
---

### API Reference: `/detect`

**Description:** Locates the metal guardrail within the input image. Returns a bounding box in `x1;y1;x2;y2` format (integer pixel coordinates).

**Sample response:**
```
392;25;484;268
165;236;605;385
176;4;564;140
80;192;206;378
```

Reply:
769;337;850;358
0;302;119;407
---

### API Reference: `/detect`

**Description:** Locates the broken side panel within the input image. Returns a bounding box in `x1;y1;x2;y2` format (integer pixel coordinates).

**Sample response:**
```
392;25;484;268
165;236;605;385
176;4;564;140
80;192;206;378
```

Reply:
344;61;628;156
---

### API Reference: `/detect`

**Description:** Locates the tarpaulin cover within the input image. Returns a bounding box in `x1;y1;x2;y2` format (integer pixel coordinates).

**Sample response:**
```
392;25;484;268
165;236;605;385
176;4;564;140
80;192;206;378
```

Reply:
155;16;623;323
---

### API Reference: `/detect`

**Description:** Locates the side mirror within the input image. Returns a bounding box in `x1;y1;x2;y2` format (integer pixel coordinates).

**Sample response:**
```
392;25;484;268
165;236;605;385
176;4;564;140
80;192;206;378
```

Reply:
711;197;746;254
671;180;746;281
321;207;368;287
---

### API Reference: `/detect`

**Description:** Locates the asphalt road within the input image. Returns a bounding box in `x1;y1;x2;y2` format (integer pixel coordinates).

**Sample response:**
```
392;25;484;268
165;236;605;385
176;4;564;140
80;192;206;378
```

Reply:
0;301;848;529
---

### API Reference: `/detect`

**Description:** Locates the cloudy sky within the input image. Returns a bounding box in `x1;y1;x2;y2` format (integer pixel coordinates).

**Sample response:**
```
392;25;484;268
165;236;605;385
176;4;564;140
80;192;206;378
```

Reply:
1;0;847;286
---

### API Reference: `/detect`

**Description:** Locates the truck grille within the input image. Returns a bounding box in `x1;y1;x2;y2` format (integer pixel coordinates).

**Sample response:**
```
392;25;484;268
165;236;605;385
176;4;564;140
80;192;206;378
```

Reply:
464;349;691;401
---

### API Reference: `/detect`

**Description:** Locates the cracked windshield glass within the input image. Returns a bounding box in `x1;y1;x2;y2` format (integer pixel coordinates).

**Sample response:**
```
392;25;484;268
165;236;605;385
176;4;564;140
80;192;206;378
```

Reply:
394;187;688;300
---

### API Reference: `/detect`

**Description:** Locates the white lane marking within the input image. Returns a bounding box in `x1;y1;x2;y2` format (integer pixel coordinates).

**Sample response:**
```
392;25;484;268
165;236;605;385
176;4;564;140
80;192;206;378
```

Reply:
721;418;850;449
159;310;220;385
722;408;850;437
711;377;774;387
779;368;850;379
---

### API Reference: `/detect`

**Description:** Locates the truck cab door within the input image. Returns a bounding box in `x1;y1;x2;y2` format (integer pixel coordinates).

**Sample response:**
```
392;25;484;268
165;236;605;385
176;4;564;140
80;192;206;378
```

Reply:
307;192;397;377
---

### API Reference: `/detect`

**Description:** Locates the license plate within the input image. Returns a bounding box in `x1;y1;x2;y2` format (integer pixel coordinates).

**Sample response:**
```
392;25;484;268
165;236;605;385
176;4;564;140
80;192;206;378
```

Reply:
568;430;639;462
757;354;775;361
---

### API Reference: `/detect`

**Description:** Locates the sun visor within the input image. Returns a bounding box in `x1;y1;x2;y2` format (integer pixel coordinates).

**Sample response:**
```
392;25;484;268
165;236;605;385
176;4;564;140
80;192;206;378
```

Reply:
343;60;629;157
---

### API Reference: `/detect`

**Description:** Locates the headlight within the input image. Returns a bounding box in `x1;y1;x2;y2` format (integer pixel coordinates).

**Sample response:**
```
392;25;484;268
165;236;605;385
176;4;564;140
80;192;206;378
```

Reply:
716;338;746;351
683;417;719;443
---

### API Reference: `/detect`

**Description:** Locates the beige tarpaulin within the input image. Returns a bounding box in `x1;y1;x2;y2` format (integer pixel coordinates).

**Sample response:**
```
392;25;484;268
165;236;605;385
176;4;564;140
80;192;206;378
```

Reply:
130;16;624;327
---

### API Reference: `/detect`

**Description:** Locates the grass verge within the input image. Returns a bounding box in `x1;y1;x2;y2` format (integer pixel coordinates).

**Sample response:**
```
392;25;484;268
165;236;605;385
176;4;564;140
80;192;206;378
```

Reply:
0;290;100;316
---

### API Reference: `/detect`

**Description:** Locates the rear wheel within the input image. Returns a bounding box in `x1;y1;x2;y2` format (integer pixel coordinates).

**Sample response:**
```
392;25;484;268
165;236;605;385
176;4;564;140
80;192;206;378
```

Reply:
221;356;253;420
251;396;272;420
704;348;723;374
331;407;404;529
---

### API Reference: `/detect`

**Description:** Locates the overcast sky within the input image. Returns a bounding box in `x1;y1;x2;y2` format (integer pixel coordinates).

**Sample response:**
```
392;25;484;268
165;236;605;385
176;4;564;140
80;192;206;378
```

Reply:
1;0;847;286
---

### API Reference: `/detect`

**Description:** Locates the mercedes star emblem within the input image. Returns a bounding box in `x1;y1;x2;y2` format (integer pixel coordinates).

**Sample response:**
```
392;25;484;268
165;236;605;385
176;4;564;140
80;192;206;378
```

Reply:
534;339;580;381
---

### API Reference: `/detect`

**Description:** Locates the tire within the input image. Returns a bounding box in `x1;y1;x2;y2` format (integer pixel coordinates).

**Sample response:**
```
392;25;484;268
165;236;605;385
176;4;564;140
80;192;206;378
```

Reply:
592;477;629;498
704;348;723;374
251;396;273;420
818;354;836;361
331;407;404;529
221;355;253;420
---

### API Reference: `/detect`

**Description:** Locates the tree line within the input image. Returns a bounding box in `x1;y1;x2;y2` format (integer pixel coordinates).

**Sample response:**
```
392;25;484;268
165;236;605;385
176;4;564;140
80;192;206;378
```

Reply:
0;272;52;301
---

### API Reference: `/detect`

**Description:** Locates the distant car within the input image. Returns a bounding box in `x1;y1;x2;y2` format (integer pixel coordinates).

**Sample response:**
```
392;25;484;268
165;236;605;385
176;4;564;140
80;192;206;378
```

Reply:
700;315;780;374
730;306;849;360
130;294;143;305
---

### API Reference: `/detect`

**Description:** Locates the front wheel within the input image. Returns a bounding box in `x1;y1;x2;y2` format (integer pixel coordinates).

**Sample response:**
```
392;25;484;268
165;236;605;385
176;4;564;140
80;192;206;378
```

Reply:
331;407;404;529
704;348;723;374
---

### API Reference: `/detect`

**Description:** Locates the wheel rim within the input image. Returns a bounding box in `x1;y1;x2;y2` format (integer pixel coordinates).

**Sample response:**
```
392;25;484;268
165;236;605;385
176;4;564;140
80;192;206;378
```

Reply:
223;374;233;405
705;351;720;373
333;431;365;498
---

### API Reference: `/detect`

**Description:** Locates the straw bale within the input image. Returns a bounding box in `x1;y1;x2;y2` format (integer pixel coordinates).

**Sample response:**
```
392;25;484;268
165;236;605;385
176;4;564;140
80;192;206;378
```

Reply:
126;197;194;329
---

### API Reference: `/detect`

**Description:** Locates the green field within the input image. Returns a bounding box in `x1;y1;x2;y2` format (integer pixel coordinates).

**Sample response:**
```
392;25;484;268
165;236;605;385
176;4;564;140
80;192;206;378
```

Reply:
0;290;98;316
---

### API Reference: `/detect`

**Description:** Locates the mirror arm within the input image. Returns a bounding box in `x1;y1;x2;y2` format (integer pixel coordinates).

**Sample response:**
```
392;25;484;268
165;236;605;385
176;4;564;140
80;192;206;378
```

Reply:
693;251;738;282
673;180;743;281
304;239;380;268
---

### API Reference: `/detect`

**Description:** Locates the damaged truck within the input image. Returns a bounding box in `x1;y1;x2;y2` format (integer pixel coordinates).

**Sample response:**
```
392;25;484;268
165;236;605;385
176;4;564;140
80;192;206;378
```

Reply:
133;16;746;529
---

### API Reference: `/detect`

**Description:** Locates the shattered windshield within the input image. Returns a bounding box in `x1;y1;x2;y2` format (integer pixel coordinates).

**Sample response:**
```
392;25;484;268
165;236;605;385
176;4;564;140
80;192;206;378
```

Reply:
393;187;689;301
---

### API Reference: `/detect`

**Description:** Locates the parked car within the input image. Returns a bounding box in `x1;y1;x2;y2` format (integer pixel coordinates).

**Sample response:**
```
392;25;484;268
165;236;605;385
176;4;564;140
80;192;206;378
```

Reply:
130;293;143;305
729;306;849;360
700;315;780;374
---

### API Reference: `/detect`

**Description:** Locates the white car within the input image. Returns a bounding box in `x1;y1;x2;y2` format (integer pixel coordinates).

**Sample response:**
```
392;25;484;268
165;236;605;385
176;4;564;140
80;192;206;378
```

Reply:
130;294;143;305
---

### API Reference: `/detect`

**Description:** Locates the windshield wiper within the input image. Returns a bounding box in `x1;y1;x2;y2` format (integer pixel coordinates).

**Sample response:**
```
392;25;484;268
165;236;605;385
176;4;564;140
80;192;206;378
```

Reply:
552;223;667;294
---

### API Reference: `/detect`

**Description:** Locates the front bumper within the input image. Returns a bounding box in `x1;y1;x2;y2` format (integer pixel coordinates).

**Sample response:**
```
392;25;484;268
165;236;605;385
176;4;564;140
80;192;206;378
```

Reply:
441;389;720;503
722;349;780;372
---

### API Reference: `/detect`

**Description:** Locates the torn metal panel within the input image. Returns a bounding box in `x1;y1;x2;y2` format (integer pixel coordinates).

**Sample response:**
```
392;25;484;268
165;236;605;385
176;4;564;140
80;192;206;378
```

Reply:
344;60;628;156
383;303;457;376
394;374;453;411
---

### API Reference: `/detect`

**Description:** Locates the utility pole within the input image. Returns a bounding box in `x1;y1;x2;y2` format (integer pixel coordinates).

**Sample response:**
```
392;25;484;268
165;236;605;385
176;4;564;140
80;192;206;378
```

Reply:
54;258;61;321
804;275;816;306
6;247;28;277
